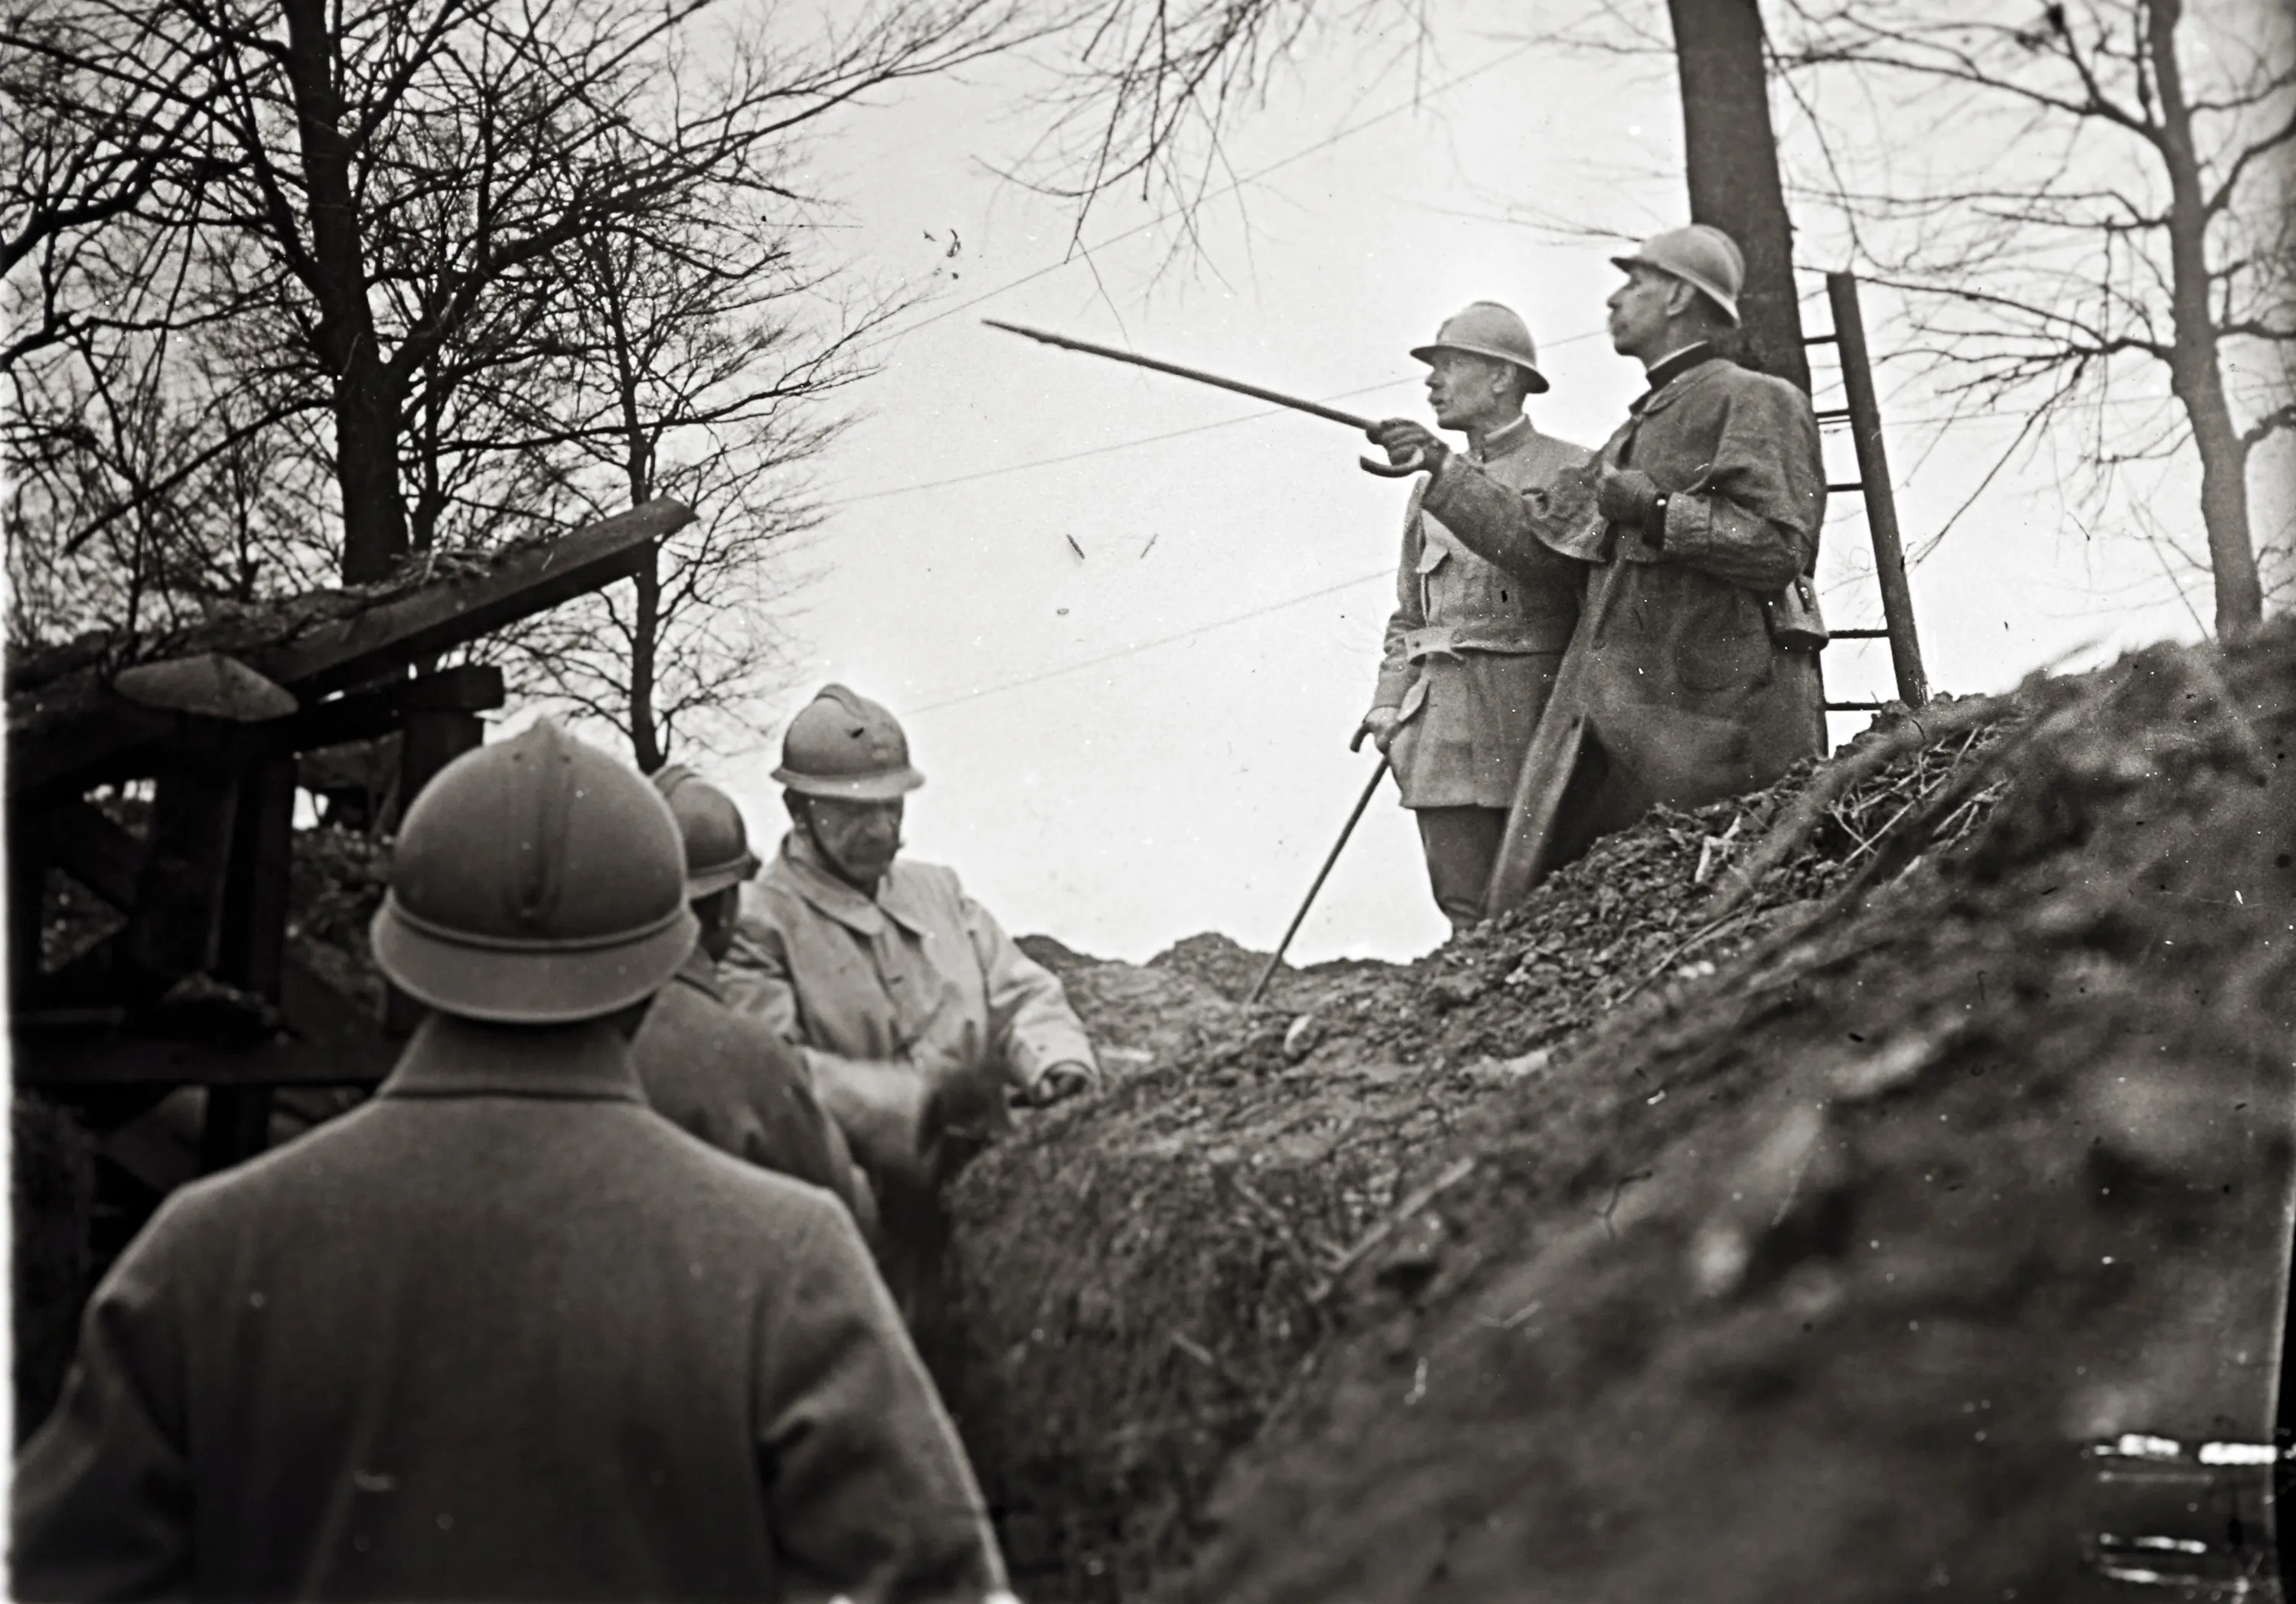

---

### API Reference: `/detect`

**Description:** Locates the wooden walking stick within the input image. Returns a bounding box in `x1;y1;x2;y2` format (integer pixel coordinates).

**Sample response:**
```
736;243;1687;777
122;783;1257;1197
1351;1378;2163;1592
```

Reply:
1245;758;1391;1006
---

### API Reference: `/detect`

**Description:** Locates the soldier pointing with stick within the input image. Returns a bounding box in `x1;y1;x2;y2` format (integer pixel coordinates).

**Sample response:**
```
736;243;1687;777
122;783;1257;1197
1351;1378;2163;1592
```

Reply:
1367;227;1828;904
1355;303;1592;934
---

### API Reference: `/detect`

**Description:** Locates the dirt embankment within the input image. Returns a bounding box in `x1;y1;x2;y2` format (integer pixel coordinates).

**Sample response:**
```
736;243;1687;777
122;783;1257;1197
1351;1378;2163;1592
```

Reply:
949;623;2296;1603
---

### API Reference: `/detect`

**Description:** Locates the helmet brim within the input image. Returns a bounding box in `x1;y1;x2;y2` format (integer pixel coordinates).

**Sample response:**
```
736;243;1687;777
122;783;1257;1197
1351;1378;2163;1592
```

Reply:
1609;255;1741;326
1408;342;1550;393
686;851;760;901
372;900;700;1025
772;765;925;801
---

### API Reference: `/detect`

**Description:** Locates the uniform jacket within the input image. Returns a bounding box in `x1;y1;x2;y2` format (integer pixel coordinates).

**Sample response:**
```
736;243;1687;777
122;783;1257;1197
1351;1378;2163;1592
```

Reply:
1420;350;1826;815
1372;416;1590;810
631;944;868;1220
723;830;1095;1109
11;1013;1006;1603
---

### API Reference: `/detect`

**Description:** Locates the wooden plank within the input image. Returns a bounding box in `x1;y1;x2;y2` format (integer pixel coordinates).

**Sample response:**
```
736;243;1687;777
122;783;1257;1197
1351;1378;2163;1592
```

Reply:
45;799;146;911
11;1027;393;1087
248;499;687;698
277;953;398;1079
286;663;505;755
8;500;686;796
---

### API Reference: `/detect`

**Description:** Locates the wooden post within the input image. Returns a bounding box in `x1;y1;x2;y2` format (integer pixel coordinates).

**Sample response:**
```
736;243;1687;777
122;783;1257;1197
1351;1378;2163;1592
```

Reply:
1825;272;1930;707
1668;0;1812;396
384;683;487;1036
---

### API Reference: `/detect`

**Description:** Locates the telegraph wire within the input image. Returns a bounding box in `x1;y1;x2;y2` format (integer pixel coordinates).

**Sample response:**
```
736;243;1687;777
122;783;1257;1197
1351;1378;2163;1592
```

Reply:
906;568;1392;716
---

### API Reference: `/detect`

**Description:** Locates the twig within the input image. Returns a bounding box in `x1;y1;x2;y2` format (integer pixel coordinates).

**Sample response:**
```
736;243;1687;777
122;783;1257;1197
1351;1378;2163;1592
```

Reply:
1310;1156;1478;1304
1707;690;2024;923
1224;1167;1336;1284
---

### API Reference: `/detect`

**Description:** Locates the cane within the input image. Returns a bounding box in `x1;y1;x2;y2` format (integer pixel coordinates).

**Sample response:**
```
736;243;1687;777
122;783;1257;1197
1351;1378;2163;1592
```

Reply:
1244;758;1392;1006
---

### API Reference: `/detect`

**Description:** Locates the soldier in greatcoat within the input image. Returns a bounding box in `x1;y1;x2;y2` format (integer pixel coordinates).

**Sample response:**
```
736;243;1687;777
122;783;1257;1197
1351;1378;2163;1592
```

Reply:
722;684;1097;1319
1368;227;1828;862
1355;302;1593;933
631;764;872;1228
11;720;1009;1602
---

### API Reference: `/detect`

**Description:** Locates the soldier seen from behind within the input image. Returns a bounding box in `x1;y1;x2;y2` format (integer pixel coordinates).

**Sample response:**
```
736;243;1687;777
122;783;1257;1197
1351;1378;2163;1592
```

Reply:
722;685;1099;1319
1355;302;1592;934
11;720;1009;1602
1368;224;1828;868
631;764;875;1232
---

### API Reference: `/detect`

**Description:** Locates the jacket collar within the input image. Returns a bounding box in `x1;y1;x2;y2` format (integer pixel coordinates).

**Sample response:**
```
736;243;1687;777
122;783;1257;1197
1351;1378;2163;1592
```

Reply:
771;829;934;938
1472;415;1534;465
1632;344;1728;417
380;1012;648;1104
670;942;723;1003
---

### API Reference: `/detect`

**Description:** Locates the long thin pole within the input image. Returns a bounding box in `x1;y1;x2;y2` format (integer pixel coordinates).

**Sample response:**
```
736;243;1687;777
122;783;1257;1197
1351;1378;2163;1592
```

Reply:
983;319;1376;430
1825;272;1929;706
1245;759;1390;1006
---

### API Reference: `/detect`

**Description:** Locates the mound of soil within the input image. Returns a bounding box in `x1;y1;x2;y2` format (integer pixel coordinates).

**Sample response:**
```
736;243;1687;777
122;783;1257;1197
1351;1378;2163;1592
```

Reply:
947;624;2295;1602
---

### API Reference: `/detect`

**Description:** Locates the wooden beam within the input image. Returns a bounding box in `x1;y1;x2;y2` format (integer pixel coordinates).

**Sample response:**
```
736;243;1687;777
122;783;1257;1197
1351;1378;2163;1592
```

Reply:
247;499;687;698
285;663;505;755
45;798;147;911
10;1026;394;1087
8;500;686;796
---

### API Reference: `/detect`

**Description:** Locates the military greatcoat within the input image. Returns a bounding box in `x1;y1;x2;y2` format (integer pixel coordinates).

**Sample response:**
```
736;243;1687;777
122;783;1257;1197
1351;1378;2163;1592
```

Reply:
1374;416;1590;809
1420;350;1826;823
631;943;867;1219
11;1012;1006;1602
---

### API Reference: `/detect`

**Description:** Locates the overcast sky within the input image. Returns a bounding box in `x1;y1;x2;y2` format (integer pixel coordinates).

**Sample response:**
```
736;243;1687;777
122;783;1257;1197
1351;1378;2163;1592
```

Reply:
669;0;2253;967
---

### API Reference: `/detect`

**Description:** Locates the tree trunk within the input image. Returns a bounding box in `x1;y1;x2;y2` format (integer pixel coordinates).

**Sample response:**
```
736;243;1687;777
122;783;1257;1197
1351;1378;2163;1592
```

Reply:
2146;0;2264;638
280;0;408;585
1668;0;1812;396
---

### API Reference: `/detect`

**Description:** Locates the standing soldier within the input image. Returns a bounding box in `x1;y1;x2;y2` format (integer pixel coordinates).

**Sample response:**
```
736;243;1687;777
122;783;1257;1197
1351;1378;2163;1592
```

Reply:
1368;227;1827;871
631;764;873;1229
12;722;1009;1602
1355;302;1591;934
723;684;1097;1318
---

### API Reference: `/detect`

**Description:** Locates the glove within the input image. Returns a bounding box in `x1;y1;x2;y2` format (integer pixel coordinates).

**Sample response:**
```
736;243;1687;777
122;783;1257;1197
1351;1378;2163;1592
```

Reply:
1366;419;1450;476
1596;466;1666;540
1028;1061;1097;1107
1352;706;1401;754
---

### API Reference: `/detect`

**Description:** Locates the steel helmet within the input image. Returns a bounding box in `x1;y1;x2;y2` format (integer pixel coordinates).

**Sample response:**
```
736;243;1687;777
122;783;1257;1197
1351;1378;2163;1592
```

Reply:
1410;302;1549;393
651;765;760;899
372;720;698;1024
772;684;925;801
1612;224;1744;326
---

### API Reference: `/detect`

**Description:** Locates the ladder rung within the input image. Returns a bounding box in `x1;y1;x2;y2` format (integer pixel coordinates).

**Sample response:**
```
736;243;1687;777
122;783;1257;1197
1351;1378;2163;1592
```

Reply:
1825;700;1888;712
1814;407;1854;422
1805;332;1840;345
1827;481;1866;494
1830;628;1890;638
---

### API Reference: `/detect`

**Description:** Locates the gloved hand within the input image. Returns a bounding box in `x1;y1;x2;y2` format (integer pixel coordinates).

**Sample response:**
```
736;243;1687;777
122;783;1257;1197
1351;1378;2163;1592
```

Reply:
1596;466;1665;537
1352;706;1401;754
1366;419;1449;476
1028;1061;1097;1107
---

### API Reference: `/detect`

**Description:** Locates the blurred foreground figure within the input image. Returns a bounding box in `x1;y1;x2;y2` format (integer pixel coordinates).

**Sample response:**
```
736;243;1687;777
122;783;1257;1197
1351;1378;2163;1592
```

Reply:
725;684;1099;1315
12;720;1008;1603
634;764;875;1231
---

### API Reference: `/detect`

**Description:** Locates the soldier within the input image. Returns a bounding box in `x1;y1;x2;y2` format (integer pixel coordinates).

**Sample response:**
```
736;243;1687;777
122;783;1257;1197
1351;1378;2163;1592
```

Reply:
1353;302;1592;934
631;764;872;1228
722;684;1097;1315
12;721;1009;1602
1368;225;1827;865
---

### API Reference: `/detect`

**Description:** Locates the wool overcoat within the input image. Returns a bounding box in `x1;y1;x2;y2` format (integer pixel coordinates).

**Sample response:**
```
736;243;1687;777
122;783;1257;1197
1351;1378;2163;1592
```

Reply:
631;943;866;1218
1420;352;1826;825
11;1013;1006;1603
1372;416;1591;810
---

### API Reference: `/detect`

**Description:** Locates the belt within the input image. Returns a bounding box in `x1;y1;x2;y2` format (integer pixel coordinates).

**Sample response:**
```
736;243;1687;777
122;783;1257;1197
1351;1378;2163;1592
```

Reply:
1403;622;1571;660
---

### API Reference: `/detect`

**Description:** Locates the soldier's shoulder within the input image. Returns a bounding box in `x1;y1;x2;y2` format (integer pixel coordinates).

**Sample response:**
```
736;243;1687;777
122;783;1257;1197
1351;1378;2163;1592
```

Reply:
1711;360;1812;412
885;856;964;902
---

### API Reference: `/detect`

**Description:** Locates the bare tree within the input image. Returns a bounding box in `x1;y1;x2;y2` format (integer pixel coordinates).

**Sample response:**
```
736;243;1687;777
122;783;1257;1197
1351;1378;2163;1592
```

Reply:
5;0;1034;594
478;172;885;767
1773;0;2293;638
